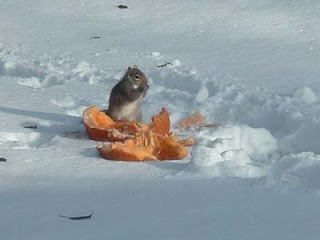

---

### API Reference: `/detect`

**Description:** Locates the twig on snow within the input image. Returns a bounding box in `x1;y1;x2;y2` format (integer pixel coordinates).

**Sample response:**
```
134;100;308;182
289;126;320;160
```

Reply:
117;5;128;9
157;62;172;68
24;125;38;129
59;212;93;220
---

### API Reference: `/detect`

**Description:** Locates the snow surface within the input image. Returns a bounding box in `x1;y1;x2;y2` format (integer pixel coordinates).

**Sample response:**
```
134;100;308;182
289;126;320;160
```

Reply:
1;0;320;239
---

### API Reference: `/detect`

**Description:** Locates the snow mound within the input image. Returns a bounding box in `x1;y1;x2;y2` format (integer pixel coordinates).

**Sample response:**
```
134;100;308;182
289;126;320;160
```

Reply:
268;152;320;190
190;125;277;178
292;87;317;104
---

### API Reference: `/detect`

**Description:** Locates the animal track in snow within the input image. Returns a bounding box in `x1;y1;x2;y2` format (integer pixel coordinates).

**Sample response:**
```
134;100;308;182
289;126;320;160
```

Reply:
149;68;202;95
51;96;89;118
0;131;55;149
51;96;76;108
0;59;63;88
0;56;105;89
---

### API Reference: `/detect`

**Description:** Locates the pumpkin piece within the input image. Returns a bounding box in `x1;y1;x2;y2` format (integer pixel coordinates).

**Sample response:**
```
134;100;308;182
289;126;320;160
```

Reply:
176;111;206;130
83;106;143;141
176;112;218;130
98;142;156;161
151;133;189;160
83;106;169;142
149;107;170;135
83;106;114;128
97;131;189;162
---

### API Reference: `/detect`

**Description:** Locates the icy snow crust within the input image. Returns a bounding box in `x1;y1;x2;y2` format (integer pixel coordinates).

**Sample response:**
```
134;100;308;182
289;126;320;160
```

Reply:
1;0;320;239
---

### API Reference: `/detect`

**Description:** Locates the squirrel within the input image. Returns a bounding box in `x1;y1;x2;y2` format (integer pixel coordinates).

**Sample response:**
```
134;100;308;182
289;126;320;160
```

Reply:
105;66;149;122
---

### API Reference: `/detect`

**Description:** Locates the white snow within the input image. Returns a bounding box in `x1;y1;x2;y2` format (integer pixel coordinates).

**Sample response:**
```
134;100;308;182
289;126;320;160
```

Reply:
292;87;318;104
1;0;320;239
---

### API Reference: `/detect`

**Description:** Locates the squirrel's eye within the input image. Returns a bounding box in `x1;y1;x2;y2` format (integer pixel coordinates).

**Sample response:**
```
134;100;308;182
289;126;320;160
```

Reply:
134;75;140;80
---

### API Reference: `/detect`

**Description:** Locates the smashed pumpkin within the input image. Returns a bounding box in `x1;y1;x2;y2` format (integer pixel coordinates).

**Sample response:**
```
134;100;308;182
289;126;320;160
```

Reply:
83;106;170;141
83;106;193;161
98;132;189;161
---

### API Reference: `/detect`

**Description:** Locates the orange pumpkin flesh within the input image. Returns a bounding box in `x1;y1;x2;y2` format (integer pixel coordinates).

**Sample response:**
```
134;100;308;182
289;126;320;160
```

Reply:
97;132;189;161
176;111;219;130
149;107;170;135
83;106;169;142
176;111;205;130
83;106;193;161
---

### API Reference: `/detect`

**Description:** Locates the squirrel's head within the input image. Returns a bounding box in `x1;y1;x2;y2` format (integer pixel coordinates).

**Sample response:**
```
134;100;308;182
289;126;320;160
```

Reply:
126;65;149;92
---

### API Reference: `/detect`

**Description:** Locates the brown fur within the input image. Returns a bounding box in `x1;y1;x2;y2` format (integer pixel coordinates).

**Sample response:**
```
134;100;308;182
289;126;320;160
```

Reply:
106;66;149;122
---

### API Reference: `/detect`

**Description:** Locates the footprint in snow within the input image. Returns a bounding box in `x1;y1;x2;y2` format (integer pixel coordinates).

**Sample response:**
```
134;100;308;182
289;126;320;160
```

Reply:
0;59;63;88
51;96;89;118
0;131;55;149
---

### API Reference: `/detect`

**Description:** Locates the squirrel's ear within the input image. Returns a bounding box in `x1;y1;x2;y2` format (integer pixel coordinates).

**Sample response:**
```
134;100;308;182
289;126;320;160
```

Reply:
133;65;138;69
127;66;132;71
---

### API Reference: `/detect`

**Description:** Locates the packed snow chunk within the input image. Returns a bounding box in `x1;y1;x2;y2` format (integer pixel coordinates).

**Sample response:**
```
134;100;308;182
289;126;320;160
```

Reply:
221;149;252;165
237;125;278;161
292;87;317;103
171;59;181;67
66;106;87;117
17;77;41;88
195;85;209;103
191;145;267;178
72;61;92;76
150;52;161;58
191;146;224;167
189;67;197;75
206;125;278;161
72;61;98;84
41;73;64;87
51;96;76;108
2;61;16;75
